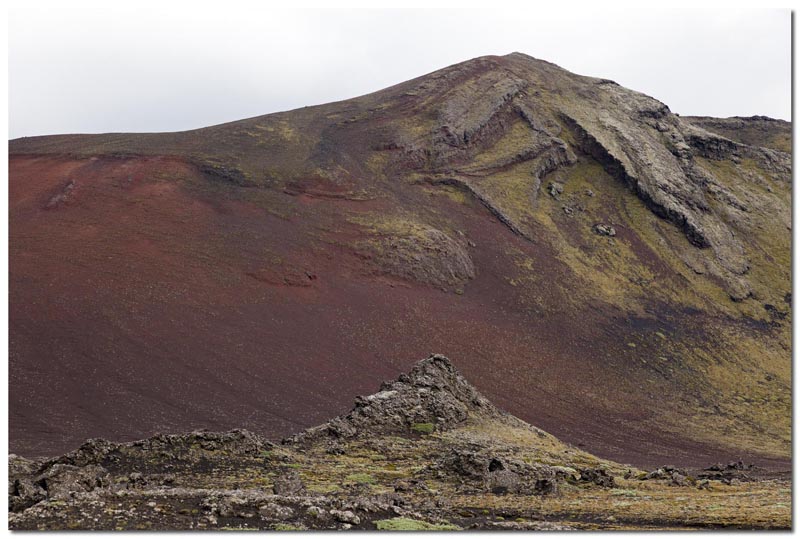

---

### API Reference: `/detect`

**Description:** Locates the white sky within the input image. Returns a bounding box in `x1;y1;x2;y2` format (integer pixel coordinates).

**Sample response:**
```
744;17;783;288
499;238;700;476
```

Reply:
8;4;792;139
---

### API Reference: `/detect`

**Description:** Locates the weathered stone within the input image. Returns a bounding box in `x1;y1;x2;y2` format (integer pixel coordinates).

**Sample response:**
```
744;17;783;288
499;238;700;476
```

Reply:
306;505;328;521
259;503;295;521
437;449;560;495
670;472;690;487
330;509;360;525
548;182;564;198
273;470;305;496
579;468;615;488
37;464;109;501
9;478;46;512
361;225;476;288
593;224;616;237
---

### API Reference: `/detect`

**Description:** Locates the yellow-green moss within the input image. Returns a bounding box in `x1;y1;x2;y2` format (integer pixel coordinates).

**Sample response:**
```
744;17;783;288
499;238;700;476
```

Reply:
376;518;461;531
411;422;435;435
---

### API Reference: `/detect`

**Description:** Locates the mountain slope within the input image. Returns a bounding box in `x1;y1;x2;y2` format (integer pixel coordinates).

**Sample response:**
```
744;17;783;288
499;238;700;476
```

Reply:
9;53;791;468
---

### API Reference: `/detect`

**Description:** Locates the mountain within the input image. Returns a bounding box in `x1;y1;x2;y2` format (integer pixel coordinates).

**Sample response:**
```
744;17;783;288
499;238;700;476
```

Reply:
8;355;790;530
9;53;791;470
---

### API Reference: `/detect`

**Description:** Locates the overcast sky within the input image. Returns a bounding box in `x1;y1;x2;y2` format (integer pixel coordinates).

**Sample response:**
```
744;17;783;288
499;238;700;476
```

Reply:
8;4;792;139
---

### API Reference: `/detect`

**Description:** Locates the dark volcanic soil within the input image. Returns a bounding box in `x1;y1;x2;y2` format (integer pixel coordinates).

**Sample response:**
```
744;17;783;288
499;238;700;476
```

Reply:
8;154;787;470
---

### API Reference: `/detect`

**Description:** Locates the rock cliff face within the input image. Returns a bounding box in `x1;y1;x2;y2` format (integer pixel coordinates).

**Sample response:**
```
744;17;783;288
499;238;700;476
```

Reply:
8;53;791;469
683;115;791;154
354;53;789;299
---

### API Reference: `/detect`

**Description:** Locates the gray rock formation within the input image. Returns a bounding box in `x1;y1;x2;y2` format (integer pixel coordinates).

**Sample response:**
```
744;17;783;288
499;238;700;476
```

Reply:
375;53;791;299
289;354;501;443
435;447;560;496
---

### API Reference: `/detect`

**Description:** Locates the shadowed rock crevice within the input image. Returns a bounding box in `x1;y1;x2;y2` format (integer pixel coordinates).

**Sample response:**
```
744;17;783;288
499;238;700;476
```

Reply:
556;110;760;299
560;114;712;249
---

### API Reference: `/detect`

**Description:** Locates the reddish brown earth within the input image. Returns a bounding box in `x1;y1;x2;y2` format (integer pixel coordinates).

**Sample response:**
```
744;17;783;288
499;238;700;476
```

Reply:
9;54;791;470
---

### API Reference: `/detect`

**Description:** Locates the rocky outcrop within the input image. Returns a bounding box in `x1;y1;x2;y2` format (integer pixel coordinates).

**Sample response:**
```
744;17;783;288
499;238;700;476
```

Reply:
559;106;759;290
697;461;758;484
48;429;272;470
679;120;791;177
8;430;274;512
369;53;786;304
8;457;109;512
578;467;615;488
289;354;500;443
358;224;475;288
434;447;560;495
6;354;568;529
682;116;791;154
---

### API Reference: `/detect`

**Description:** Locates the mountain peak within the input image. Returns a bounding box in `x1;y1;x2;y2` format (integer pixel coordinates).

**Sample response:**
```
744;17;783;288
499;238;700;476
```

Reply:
503;50;555;65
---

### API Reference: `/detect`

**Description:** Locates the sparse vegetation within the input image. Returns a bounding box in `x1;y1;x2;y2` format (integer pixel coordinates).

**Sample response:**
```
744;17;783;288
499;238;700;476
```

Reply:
375;518;461;531
344;473;376;484
411;422;435;434
7;356;790;531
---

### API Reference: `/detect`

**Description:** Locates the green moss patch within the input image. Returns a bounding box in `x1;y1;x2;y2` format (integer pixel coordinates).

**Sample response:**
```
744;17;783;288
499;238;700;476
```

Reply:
375;518;460;531
344;473;376;484
411;422;435;435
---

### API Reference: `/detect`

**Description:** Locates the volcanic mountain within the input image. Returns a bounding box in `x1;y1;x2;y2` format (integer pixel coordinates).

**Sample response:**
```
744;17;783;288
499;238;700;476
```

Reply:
9;53;791;469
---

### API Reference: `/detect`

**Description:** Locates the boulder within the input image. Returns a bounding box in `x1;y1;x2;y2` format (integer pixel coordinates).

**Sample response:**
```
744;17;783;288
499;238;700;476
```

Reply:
579;468;615;488
593;224;617;237
273;470;305;496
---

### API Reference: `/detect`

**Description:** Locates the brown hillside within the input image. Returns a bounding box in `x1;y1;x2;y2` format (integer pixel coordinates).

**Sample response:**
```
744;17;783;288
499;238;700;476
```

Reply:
9;53;791;469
